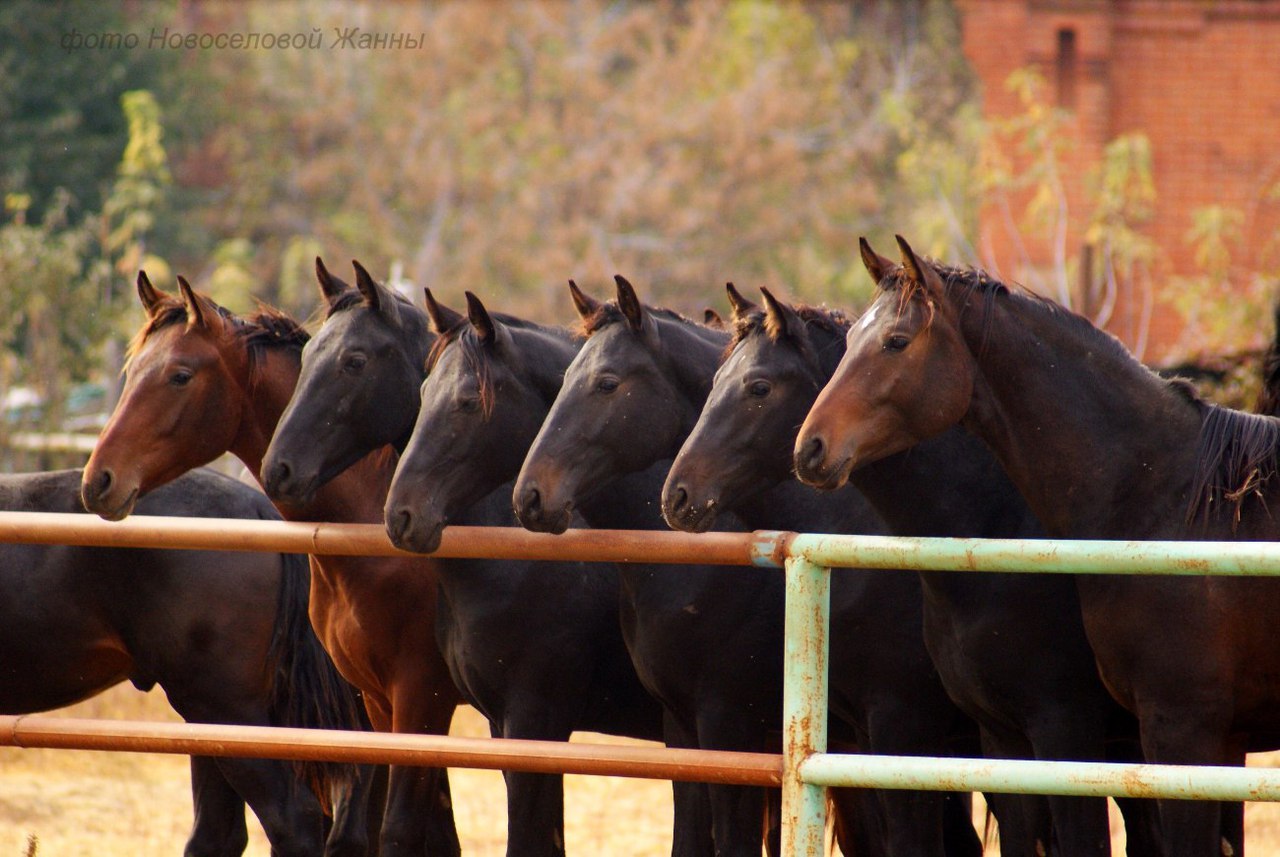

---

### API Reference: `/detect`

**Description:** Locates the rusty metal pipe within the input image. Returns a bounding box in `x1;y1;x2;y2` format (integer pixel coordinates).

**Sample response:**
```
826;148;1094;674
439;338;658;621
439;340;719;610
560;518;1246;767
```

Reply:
0;512;788;567
0;716;782;787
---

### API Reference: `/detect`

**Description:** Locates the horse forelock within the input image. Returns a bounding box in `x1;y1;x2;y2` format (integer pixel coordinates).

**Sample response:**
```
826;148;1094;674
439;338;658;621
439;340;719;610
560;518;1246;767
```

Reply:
123;291;238;372
578;300;700;338
724;304;851;370
1186;403;1280;530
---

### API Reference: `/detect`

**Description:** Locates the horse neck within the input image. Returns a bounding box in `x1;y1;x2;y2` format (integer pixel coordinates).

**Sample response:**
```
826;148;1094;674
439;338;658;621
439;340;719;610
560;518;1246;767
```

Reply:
733;479;883;535
237;345;392;525
511;324;580;403
958;292;1203;538
851;428;1044;539
651;317;730;424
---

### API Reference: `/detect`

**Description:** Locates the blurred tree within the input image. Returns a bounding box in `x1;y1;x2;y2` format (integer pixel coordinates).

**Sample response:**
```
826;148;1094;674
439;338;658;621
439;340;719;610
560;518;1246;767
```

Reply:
170;0;977;318
0;1;177;222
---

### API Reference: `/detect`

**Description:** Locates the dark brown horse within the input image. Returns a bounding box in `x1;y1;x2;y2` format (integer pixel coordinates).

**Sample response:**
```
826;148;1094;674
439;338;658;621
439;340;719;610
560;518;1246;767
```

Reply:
4;467;370;857
254;271;665;857
81;268;463;857
667;284;1163;856
513;275;984;856
795;235;1280;857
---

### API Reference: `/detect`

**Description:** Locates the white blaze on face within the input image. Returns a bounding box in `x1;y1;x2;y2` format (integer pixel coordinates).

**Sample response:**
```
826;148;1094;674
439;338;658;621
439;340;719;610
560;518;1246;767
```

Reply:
853;302;885;334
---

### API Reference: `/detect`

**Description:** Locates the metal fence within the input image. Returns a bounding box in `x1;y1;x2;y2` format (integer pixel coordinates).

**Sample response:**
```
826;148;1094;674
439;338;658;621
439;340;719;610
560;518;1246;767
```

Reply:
3;511;1280;855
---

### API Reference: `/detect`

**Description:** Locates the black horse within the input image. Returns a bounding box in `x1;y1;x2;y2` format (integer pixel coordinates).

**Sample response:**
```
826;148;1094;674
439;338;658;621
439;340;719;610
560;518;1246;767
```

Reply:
513;276;983;856
260;265;665;857
0;467;374;857
666;284;1166;856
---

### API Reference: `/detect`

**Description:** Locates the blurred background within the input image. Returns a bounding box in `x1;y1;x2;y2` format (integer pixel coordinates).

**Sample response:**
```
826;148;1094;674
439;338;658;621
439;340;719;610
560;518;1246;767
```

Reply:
1;0;1277;464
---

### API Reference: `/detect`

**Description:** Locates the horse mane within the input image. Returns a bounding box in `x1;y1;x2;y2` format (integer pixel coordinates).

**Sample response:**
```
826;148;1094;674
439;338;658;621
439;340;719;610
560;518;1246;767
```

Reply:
1186;403;1280;530
242;303;311;353
577;301;701;337
324;285;416;319
724;303;852;368
124;290;310;391
425;312;566;418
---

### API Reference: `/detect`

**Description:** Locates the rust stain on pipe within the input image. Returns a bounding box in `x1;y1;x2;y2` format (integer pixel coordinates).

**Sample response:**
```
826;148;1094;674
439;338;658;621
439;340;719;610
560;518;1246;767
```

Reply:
0;716;782;787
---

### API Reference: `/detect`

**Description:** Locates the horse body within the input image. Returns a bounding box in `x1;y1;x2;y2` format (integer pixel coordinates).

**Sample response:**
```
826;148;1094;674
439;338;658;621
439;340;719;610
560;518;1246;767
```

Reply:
672;288;1159;855
514;277;983;856
796;236;1275;856
257;270;664;857
81;271;462;857
2;467;368;857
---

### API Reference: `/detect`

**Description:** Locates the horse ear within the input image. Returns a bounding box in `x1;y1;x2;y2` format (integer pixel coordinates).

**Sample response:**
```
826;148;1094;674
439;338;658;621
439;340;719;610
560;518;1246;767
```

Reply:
725;282;757;320
465;291;500;346
614;274;646;333
315;257;346;308
760;287;804;341
176;276;206;330
423;288;464;334
703;308;725;329
136;270;165;317
568;279;600;320
859;237;896;287
352;260;381;312
895;235;928;286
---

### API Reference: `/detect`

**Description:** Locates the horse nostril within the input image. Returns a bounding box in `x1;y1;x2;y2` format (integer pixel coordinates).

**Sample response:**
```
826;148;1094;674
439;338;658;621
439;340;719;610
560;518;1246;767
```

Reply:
84;469;113;504
518;485;543;523
670;485;689;514
796;435;825;472
387;507;413;545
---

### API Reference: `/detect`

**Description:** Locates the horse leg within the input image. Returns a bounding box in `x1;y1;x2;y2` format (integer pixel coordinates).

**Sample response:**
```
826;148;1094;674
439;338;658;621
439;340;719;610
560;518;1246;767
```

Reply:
1105;726;1162;857
376;698;460;857
830;786;889;857
489;710;575;857
692;707;769;856
664;711;715;857
1138;708;1232;857
975;726;1050;857
1025;715;1113;855
185;755;250;857
865;707;978;857
324;763;387;857
210;753;329;857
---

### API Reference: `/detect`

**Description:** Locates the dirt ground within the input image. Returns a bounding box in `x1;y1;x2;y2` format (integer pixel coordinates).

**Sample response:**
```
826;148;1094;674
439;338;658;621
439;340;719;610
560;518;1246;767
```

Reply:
4;685;1280;855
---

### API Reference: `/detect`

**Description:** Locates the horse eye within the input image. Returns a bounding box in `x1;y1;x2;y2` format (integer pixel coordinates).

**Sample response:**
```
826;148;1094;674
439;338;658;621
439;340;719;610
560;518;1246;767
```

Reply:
458;397;481;413
596;377;620;394
883;334;910;353
170;369;193;387
747;380;771;398
342;353;367;373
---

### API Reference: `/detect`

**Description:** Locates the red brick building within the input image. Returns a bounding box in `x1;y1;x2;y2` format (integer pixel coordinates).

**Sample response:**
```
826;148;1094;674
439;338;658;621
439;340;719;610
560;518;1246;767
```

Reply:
955;0;1280;360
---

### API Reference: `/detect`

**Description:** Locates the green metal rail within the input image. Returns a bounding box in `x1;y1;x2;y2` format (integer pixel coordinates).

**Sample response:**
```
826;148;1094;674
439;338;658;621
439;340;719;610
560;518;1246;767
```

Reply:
2;511;1280;854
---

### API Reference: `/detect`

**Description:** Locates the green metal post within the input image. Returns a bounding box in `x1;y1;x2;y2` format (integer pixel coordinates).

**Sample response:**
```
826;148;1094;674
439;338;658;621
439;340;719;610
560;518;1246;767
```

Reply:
781;555;830;856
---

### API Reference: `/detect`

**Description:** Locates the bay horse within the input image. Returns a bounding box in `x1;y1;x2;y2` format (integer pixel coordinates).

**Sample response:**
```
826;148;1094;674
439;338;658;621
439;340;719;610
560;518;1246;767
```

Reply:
794;235;1280;857
255;268;665;857
2;467;369;857
80;268;463;857
512;275;984;856
665;284;1163;856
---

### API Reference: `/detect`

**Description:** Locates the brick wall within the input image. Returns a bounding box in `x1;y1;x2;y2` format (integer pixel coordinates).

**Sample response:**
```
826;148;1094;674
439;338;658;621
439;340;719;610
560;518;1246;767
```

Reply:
956;0;1280;360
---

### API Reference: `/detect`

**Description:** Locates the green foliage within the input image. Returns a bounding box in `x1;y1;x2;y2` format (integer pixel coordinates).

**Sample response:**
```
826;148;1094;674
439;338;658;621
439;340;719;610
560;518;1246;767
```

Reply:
171;1;975;316
0;1;177;222
0;195;112;430
1165;204;1276;359
100;90;172;283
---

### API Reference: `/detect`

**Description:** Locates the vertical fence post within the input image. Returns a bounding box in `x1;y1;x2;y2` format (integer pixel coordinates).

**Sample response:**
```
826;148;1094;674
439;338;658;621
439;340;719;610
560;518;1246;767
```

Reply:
781;555;831;856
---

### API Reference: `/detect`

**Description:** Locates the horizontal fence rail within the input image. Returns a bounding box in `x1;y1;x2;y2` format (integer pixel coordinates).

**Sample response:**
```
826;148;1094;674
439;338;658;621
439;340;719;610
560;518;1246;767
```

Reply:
3;510;1280;573
0;716;781;786
5;510;1280;855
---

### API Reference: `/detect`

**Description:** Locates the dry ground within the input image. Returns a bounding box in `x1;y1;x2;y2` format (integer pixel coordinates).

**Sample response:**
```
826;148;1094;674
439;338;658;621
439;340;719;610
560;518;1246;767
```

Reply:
4;685;1280;855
